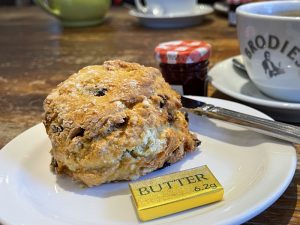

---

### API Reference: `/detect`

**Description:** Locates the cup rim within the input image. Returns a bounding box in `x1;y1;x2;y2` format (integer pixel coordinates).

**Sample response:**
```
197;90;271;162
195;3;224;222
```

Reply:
237;0;300;21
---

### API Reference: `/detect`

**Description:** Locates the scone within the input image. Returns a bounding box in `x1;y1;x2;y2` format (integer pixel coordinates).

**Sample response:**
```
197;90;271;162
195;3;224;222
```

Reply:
43;60;200;187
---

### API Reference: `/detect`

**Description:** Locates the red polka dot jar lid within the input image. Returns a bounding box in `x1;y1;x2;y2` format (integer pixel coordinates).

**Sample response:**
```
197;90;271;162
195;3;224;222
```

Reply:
226;0;251;4
155;40;212;64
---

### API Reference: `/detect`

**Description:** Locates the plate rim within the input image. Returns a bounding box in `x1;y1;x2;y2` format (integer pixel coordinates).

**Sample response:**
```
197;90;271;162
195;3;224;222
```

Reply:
213;1;229;14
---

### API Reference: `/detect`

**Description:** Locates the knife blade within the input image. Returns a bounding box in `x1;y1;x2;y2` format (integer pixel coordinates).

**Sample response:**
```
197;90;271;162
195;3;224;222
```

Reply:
181;96;300;144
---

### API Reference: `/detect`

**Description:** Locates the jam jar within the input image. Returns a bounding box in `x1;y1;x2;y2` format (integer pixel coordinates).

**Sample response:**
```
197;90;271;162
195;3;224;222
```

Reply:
227;0;252;26
155;40;211;96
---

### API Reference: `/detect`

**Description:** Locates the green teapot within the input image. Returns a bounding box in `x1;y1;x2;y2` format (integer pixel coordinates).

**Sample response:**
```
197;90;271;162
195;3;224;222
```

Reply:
34;0;111;27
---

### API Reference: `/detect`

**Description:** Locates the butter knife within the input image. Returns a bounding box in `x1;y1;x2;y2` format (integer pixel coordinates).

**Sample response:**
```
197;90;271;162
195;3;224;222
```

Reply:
181;96;300;144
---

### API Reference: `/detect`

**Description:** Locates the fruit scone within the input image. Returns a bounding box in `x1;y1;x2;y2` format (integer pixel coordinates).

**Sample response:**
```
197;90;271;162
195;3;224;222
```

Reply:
43;60;200;187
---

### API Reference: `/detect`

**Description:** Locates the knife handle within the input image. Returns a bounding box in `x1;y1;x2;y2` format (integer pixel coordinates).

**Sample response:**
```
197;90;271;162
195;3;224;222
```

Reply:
191;104;300;144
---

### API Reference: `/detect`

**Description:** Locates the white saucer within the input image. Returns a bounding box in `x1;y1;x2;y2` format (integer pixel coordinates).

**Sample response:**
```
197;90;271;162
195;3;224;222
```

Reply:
208;55;300;122
129;4;214;28
213;1;229;15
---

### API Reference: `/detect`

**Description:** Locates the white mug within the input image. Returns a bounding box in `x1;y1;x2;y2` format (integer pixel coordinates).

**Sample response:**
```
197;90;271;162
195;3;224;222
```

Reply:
237;1;300;102
135;0;197;16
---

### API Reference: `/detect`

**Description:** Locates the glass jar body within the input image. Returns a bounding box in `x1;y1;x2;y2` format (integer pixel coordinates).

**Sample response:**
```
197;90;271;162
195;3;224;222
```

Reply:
159;60;209;96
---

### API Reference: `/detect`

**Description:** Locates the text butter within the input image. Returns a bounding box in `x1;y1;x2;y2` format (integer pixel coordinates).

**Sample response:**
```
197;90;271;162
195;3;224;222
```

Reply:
129;165;224;221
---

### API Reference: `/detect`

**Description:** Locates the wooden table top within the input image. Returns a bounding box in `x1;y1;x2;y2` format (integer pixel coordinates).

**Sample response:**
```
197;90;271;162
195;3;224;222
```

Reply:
0;6;299;225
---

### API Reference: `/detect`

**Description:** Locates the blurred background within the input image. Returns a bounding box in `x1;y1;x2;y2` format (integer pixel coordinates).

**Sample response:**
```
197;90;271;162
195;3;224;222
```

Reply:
0;0;219;7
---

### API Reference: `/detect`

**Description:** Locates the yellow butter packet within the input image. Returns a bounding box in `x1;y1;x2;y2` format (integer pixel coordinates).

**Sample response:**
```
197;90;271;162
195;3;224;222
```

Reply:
129;165;224;221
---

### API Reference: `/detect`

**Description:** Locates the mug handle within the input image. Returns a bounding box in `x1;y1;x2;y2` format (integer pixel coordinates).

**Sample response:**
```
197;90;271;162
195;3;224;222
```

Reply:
134;0;148;13
33;0;60;17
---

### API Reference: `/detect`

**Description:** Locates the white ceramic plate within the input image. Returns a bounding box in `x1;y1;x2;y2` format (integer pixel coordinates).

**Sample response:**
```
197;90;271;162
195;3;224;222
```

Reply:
213;1;229;15
208;55;300;122
129;4;213;28
0;97;296;225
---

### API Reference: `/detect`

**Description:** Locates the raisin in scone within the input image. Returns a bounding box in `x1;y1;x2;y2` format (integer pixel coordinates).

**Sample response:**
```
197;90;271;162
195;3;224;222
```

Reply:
43;60;200;187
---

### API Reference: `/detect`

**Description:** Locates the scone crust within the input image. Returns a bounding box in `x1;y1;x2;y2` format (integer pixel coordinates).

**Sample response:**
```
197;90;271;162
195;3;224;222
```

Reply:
43;60;199;187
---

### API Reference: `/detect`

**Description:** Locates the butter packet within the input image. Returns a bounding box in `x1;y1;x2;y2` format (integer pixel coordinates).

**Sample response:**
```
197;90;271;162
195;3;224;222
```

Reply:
129;165;224;221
